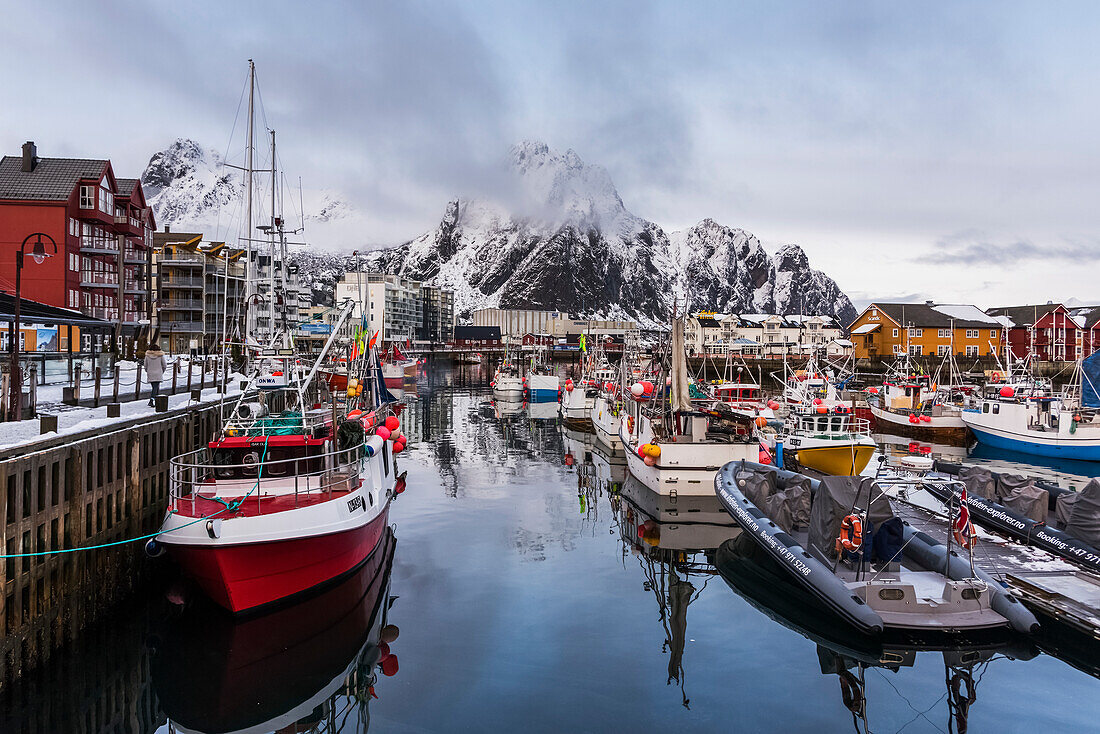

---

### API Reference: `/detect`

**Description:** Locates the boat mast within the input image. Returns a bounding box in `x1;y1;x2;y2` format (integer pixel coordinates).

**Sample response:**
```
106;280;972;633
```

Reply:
269;128;278;347
243;59;256;368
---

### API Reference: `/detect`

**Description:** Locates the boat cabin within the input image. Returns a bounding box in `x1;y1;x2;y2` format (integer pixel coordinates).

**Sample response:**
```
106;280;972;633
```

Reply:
207;435;330;480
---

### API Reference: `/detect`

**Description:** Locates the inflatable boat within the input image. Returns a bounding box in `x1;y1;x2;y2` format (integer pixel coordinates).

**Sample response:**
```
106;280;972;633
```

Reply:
915;463;1100;573
714;461;1039;636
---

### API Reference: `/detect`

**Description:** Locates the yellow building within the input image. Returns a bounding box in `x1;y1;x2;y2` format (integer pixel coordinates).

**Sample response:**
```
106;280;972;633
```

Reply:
848;303;1002;359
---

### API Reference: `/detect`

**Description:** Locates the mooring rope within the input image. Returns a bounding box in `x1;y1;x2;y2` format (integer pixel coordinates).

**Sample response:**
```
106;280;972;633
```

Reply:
0;439;269;558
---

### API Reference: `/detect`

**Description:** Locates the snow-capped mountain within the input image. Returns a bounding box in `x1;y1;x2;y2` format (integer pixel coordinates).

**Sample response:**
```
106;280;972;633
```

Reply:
364;141;856;324
144;138;856;325
141;138;356;238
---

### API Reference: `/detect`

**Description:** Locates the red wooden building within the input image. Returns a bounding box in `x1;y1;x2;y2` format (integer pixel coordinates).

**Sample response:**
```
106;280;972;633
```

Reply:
986;303;1084;361
0;142;154;349
1070;306;1100;357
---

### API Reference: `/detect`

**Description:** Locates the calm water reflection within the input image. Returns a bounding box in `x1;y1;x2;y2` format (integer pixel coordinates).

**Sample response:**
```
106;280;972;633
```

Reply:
1;363;1098;733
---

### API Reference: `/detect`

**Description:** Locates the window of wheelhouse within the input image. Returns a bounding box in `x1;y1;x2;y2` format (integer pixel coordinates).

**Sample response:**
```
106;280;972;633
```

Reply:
382;440;390;476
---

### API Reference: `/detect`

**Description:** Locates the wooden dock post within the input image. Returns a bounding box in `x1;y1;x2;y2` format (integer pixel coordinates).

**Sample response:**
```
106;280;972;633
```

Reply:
134;364;142;402
113;366;120;403
187;359;193;394
172;361;179;395
93;366;102;408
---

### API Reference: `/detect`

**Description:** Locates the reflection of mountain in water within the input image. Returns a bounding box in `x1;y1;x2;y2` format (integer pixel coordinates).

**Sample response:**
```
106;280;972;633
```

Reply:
152;530;401;734
715;533;1039;732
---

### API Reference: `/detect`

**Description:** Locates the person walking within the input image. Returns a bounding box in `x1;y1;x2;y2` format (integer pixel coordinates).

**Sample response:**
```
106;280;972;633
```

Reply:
145;343;168;407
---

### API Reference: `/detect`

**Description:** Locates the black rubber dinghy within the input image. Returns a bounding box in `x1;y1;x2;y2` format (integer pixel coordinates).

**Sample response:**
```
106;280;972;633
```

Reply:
715;461;1039;636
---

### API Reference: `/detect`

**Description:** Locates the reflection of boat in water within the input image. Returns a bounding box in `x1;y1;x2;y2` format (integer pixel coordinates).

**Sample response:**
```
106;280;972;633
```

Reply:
153;528;400;734
561;424;595;468
620;473;741;553
493;398;525;419
716;532;1038;732
590;439;627;494
612;472;742;707
526;400;559;421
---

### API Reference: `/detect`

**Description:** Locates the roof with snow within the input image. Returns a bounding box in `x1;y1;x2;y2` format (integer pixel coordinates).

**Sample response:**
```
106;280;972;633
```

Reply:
986;304;1073;328
1070;306;1100;329
0;155;108;201
869;303;1000;329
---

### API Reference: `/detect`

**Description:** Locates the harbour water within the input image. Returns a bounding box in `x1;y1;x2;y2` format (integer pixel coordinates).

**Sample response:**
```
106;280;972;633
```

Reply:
2;362;1099;733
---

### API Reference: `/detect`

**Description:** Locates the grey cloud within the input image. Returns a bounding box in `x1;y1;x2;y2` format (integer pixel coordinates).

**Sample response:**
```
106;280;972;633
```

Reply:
924;231;1100;265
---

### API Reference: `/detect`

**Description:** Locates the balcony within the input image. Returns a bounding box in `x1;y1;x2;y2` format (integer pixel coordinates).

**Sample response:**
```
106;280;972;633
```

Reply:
85;307;119;321
161;320;204;332
161;276;203;289
81;270;119;288
113;214;140;236
161;299;203;310
80;239;119;256
161;255;204;267
124;280;147;294
123;246;147;264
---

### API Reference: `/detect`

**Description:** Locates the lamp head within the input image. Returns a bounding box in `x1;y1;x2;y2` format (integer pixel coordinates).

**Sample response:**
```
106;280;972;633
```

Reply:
30;235;51;264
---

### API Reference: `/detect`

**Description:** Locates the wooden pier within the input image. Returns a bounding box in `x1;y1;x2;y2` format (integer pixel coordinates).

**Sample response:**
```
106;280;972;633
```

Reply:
0;399;223;682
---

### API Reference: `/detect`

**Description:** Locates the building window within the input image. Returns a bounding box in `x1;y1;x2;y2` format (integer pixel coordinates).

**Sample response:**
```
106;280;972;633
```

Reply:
98;179;113;214
893;344;903;355
892;328;899;337
909;328;923;338
908;345;921;356
965;345;979;357
937;345;949;356
938;329;949;338
965;329;978;339
79;186;95;209
990;330;997;338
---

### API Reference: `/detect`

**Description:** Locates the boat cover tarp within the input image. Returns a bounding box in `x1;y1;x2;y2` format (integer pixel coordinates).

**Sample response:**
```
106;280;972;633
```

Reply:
1056;491;1078;527
998;479;1048;523
736;469;776;509
809;476;894;561
1083;352;1100;408
769;474;813;530
958;465;996;500
1067;479;1100;546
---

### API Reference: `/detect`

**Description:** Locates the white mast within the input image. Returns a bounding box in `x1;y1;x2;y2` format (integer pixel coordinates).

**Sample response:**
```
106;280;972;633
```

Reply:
243;59;256;366
269;128;277;345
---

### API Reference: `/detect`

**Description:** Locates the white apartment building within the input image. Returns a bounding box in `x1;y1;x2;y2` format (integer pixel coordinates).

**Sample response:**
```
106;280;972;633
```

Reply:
471;308;637;342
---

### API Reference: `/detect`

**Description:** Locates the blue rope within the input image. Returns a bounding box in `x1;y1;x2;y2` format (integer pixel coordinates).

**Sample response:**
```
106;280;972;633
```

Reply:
0;439;270;559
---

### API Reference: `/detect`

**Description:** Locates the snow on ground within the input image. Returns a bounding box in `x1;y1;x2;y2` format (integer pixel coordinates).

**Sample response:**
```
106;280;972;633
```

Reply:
0;379;244;452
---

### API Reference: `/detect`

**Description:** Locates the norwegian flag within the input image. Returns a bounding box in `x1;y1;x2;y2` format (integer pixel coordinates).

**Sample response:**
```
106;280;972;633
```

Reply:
953;487;975;549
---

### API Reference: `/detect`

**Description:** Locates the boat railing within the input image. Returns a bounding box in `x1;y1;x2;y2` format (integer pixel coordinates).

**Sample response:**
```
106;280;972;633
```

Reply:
168;441;368;516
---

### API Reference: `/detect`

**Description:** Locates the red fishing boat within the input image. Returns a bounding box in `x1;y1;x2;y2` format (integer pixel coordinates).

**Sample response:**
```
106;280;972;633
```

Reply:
154;302;408;613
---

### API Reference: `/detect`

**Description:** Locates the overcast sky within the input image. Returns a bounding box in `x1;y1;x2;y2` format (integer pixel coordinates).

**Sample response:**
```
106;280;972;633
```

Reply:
2;1;1098;307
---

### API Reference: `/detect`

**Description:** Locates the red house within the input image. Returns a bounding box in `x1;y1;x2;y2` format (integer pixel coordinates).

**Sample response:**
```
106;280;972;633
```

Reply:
986;303;1083;361
1070;306;1100;357
521;332;554;346
0;141;154;348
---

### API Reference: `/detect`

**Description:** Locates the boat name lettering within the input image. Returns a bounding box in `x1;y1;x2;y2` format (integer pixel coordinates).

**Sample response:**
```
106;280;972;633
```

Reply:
720;486;812;577
347;496;364;513
965;496;1028;531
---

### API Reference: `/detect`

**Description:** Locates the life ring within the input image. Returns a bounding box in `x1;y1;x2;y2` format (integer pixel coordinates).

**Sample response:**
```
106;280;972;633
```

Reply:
836;514;863;554
991;372;1002;384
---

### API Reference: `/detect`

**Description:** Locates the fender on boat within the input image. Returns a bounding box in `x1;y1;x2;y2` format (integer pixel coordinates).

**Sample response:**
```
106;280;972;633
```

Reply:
715;463;885;635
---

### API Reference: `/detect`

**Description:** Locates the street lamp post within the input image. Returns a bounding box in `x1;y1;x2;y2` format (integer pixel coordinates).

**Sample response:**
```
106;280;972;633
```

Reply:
9;233;57;421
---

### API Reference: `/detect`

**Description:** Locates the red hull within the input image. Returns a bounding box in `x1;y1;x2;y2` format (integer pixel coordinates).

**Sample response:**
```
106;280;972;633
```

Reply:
170;507;390;613
321;370;349;391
